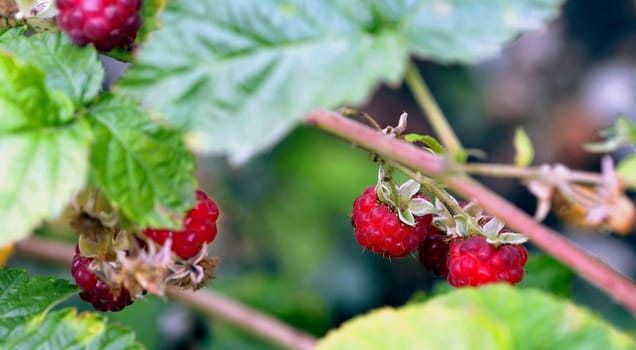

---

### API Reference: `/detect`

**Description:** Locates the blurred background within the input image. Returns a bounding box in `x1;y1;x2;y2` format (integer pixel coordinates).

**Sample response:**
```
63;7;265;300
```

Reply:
8;0;636;348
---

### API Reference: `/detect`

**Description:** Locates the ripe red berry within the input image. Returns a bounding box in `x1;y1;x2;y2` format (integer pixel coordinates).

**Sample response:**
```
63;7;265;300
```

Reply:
71;253;98;290
185;190;220;244
55;0;142;52
418;226;450;278
71;248;134;312
351;187;429;258
446;236;528;287
144;190;220;259
79;280;133;312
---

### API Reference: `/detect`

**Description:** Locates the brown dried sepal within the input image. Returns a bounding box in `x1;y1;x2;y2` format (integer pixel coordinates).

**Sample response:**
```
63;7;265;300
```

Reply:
170;256;220;291
0;0;19;28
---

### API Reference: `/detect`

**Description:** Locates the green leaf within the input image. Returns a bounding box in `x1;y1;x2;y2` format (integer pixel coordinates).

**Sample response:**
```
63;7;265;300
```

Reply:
403;133;447;154
318;299;513;350
405;0;564;63
0;269;77;338
88;94;197;228
0;269;142;349
0;29;103;104
118;0;563;163
438;285;636;350
117;0;408;163
317;285;636;350
513;127;534;166
138;0;166;42
0;52;92;246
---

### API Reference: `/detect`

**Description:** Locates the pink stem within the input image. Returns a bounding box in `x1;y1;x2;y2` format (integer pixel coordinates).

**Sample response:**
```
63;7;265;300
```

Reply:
307;109;636;314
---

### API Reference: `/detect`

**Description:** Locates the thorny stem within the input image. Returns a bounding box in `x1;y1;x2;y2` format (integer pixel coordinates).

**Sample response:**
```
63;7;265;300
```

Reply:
404;61;464;158
306;109;636;314
14;237;318;350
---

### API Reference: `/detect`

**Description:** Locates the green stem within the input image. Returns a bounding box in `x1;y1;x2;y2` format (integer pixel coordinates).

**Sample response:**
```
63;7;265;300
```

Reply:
381;163;402;208
404;61;463;158
390;162;459;220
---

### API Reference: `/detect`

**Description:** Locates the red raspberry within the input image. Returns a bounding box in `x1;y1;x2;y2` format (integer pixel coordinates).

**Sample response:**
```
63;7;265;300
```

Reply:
71;253;98;290
418;226;450;278
55;0;142;52
446;236;528;287
79;280;133;312
351;187;429;258
144;190;220;259
185;190;220;244
71;248;134;312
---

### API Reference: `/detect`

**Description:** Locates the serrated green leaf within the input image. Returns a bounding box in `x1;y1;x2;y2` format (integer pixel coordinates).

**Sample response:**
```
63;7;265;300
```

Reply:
0;52;92;246
88;94;197;228
117;0;563;163
0;269;142;350
0;269;77;339
513;127;534;166
84;323;143;350
403;133;447;154
437;285;636;350
318;285;636;350
318;298;513;350
117;0;408;163
405;0;564;63
7;309;143;350
0;29;103;104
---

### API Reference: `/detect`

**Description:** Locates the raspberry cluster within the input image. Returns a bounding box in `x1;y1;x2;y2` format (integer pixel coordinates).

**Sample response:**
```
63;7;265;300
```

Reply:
351;186;429;258
56;0;142;51
71;247;133;312
144;190;220;259
71;189;221;312
351;186;528;287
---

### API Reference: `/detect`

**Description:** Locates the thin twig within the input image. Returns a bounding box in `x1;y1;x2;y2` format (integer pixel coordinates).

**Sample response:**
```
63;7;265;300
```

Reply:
166;288;316;350
306;109;636;314
461;163;606;185
14;237;318;350
404;61;463;157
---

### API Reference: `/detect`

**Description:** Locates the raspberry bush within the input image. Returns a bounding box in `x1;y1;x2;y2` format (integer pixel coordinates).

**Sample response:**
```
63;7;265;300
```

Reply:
1;0;635;349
